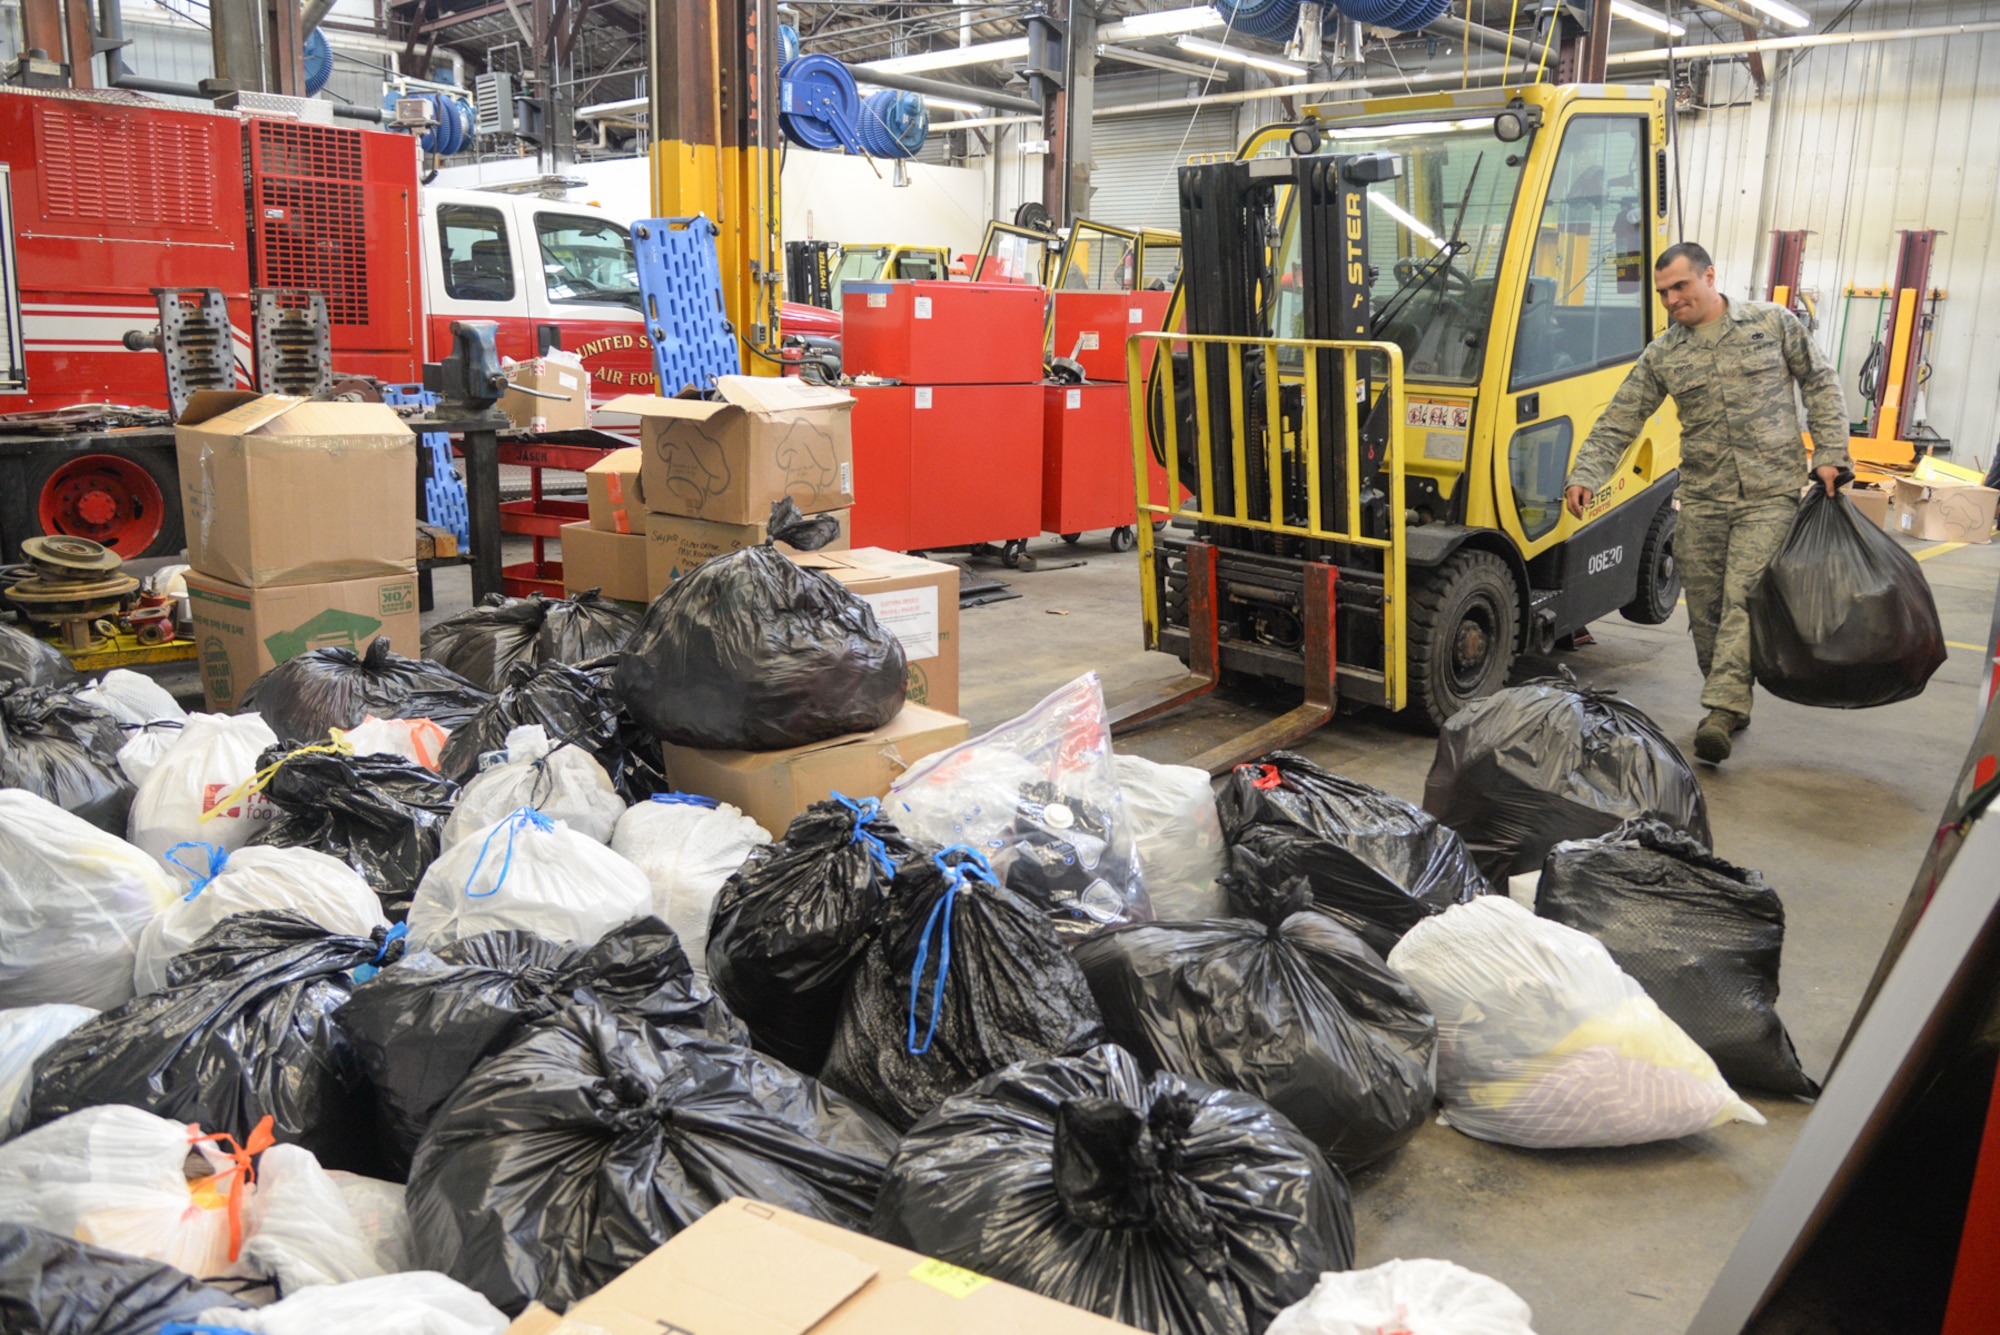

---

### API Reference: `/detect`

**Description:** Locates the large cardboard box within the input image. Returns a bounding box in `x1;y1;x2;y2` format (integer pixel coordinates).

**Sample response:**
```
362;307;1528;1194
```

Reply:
177;392;416;587
560;522;650;604
500;1198;1140;1335
501;353;591;432
661;704;967;836
586;447;644;533
1891;478;1999;544
645;509;852;592
790;548;959;715
605;377;855;526
187;568;420;712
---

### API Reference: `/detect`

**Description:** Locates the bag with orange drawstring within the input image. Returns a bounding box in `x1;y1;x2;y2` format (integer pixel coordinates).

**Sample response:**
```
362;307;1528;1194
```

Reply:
27;910;407;1178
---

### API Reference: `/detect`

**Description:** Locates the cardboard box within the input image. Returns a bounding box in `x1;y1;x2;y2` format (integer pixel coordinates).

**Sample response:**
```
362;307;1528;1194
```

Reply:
177;392;416;587
587;447;644;533
605;377;856;526
1842;482;1892;531
559;522;650;604
1891;478;1999;544
187;568;420;712
499;1198;1140;1335
501;353;591;432
790;548;959;715
661;704;967;836
646;509;852;592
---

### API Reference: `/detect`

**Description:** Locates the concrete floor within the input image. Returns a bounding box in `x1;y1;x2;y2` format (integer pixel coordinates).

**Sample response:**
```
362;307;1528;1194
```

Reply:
429;524;2000;1334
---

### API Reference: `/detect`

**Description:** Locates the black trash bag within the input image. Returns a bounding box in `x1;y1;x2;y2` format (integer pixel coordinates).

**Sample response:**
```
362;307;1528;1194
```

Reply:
819;846;1105;1131
1217;752;1485;958
240;636;491;744
614;499;906;750
340;915;748;1177
538;589;642;665
437;660;666;803
0;685;133;834
0;1224;248;1335
420;594;547;693
1537;820;1818;1098
1748;489;1947;709
873;1043;1354;1335
406;1001;898;1315
1073;876;1437;1169
247;743;460;920
0;622;77;691
707;795;914;1074
28;910;400;1176
1423;673;1712;882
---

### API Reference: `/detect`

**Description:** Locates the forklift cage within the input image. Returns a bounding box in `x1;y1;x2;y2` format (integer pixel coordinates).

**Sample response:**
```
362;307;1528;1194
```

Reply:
1120;330;1409;767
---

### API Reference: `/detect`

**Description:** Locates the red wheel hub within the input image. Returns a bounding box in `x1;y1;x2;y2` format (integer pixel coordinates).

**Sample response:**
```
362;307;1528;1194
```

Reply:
38;455;166;555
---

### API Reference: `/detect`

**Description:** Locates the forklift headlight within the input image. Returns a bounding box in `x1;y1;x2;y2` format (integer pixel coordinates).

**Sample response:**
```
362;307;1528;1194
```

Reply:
1494;100;1543;143
1288;123;1321;156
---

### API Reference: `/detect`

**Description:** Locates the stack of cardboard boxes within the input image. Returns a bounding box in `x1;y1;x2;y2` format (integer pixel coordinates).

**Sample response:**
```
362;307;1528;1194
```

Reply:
599;376;972;834
560;446;651;603
179;393;420;712
1845;462;1999;545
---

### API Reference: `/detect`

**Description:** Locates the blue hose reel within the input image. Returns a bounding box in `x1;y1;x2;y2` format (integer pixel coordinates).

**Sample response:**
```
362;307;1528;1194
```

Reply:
303;28;332;96
778;54;864;152
857;88;928;159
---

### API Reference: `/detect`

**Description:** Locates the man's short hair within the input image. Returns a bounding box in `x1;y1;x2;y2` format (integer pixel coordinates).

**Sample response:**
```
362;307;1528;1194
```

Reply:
1657;241;1714;272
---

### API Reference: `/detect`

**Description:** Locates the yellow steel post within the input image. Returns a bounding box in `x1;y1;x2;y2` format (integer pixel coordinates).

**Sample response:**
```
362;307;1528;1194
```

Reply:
1129;333;1161;647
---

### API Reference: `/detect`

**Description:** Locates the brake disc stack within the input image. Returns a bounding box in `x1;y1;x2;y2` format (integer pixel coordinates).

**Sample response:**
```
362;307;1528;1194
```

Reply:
3;536;140;651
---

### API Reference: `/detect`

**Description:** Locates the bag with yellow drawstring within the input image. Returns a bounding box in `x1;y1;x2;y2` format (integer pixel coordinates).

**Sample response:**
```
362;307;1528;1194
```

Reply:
127;712;279;872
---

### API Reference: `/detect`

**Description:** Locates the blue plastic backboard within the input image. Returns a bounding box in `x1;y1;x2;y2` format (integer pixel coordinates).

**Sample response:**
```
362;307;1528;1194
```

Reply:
384;382;470;547
630;216;743;395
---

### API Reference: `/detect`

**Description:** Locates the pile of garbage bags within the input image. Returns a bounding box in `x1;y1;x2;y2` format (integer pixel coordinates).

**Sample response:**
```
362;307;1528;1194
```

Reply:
422;590;642;693
242;637;489;743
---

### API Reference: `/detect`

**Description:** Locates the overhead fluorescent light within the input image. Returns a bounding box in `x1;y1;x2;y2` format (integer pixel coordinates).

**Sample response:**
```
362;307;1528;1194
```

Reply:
1326;116;1496;138
1609;0;1688;36
1099;5;1228;41
920;94;985;114
1176;35;1306;77
1740;0;1810;27
1368;193;1443;250
860;36;1028;75
1097;44;1230;79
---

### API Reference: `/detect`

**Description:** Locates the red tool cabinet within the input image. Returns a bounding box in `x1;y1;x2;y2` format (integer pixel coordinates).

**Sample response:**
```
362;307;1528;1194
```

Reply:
1041;383;1179;543
849;383;1043;552
841;281;1047;385
1050;289;1173;383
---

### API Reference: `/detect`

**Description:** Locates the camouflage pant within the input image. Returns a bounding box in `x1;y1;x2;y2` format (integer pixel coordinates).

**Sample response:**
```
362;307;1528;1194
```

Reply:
1676;494;1798;717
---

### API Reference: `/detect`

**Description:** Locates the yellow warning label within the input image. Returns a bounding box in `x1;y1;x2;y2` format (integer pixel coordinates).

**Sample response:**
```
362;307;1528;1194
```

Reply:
909;1258;993;1299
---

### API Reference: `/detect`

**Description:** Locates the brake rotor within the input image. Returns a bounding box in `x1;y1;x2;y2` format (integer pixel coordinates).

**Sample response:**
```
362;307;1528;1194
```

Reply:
20;534;125;579
5;570;141;614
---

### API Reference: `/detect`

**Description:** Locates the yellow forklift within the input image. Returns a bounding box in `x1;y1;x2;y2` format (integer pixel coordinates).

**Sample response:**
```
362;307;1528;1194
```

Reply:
1118;82;1685;768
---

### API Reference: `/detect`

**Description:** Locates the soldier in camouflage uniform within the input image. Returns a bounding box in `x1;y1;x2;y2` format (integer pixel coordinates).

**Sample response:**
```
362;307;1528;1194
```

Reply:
1565;242;1848;764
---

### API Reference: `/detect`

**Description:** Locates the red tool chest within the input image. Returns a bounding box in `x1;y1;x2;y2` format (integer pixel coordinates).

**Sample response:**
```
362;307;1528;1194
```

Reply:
1051;289;1172;383
841;281;1047;385
1041;382;1180;540
849;383;1043;551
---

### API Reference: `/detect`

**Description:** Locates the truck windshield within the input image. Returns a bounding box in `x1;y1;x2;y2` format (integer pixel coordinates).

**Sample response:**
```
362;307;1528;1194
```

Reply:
831;247;889;304
1270;118;1527;382
534;214;642;309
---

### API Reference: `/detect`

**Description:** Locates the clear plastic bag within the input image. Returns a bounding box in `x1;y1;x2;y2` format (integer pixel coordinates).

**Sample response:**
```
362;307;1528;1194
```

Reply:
890;673;1149;934
235;1142;386;1293
132;844;388;996
326;1171;415;1274
1387;896;1764;1149
0;1004;95;1138
340;716;450;771
1267;1259;1538;1335
406;807;652;952
442;725;626;849
1113;753;1226;920
128;713;280;868
0;790;179;1010
77;669;185;728
610;793;772;980
192;1272;510;1335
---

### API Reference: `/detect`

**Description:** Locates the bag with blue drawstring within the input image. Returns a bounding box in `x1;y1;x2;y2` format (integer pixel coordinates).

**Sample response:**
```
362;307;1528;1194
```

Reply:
27;910;408;1177
706;794;911;1074
441;724;626;849
610;792;772;984
133;843;388;996
819;845;1104;1130
405;807;651;954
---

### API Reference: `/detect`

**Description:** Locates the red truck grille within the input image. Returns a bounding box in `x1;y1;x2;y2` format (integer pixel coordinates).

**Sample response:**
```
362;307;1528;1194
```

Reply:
247;120;369;326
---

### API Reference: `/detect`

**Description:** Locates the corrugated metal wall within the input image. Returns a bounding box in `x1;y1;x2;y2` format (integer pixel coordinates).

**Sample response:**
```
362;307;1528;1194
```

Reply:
1676;0;2000;464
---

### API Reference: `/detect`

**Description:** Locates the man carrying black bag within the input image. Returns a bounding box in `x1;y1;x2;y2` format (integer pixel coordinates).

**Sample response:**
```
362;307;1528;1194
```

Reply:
1563;242;1849;764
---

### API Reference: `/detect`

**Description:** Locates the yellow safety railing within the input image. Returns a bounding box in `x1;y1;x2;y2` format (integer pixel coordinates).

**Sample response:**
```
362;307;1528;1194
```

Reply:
1126;330;1409;712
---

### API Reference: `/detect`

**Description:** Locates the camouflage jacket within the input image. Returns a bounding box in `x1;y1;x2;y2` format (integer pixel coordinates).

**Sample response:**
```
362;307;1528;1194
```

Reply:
1567;298;1851;503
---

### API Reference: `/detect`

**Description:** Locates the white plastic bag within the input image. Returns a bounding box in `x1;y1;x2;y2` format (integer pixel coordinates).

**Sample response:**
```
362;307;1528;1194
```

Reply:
890;672;1150;933
128;712;280;868
327;1170;415;1274
236;1142;387;1293
0;1003;95;1138
0;789;179;1010
132;844;388;996
76;669;186;728
1268;1259;1539;1335
407;807;652;952
340;715;449;771
610;793;772;979
194;1272;510;1335
1387;896;1764;1148
442;724;625;849
115;721;187;786
1113;753;1226;920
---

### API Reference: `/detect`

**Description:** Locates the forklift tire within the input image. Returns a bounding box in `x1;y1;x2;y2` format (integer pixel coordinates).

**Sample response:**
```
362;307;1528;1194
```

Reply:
22;446;185;561
1407;549;1519;731
1619;503;1681;625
